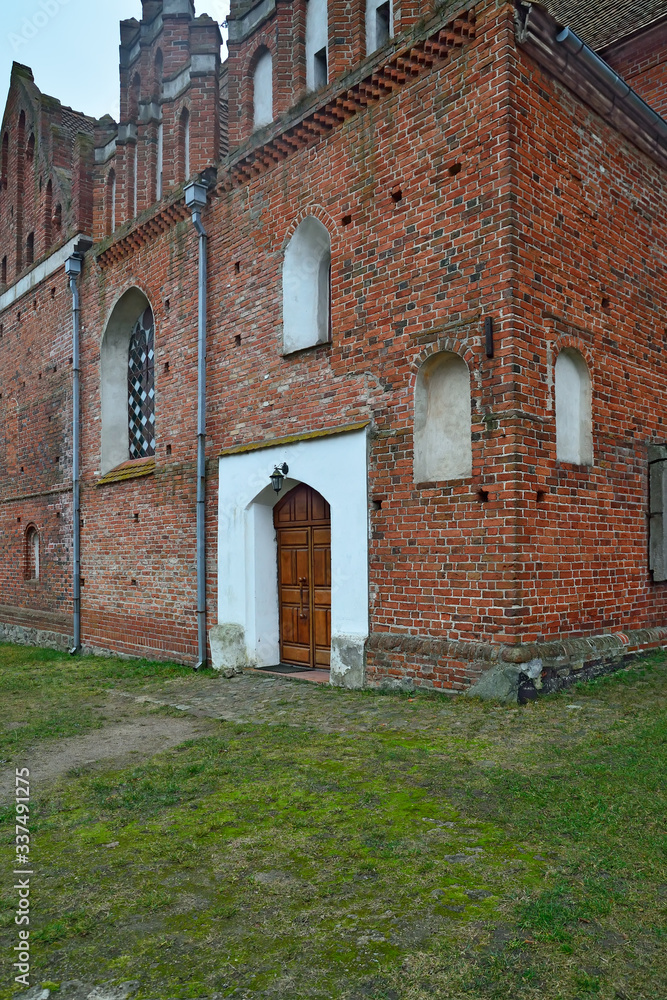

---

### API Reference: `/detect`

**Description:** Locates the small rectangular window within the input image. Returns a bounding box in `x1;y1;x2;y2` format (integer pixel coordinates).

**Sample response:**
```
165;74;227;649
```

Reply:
376;2;391;47
649;445;667;582
314;47;328;89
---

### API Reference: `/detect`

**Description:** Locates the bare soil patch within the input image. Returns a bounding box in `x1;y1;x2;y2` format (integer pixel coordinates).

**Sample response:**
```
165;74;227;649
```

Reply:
0;694;216;804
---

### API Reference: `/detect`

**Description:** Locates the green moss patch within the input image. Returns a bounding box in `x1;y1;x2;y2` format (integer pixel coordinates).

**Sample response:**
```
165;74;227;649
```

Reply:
0;647;665;998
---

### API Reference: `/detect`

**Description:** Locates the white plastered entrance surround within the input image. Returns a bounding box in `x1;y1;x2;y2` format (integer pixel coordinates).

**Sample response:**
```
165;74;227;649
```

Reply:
213;425;369;687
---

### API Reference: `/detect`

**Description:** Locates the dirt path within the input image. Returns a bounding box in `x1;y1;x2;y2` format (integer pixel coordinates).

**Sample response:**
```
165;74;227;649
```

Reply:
1;666;650;808
0;696;216;805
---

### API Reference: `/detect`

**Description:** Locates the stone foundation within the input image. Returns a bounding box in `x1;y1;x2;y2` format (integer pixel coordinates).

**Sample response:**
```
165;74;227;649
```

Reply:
0;621;72;652
366;627;667;702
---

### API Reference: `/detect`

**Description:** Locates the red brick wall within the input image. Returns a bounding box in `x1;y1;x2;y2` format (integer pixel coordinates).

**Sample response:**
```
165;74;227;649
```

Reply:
73;220;218;662
509;39;667;644
2;0;667;683
0;279;74;631
216;0;518;660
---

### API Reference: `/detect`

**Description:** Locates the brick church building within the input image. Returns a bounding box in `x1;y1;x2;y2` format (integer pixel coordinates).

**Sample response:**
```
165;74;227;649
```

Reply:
1;0;667;696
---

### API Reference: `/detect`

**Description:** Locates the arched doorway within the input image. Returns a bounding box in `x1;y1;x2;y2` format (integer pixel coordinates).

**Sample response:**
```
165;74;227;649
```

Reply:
274;484;331;669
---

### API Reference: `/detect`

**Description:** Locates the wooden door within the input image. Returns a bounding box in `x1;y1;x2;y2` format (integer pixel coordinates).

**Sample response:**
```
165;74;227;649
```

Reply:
274;484;331;669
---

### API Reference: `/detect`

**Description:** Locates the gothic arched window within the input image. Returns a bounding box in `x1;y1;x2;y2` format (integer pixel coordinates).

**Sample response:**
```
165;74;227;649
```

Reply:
128;307;156;459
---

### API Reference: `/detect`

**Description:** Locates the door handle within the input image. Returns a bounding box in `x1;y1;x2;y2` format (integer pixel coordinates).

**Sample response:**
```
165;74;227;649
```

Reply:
299;577;308;618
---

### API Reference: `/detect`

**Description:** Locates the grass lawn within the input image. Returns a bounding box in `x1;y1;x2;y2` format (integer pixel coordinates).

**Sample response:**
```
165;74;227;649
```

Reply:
0;644;666;999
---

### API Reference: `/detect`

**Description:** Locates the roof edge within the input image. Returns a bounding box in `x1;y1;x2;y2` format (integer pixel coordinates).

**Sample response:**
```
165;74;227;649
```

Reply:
515;1;667;170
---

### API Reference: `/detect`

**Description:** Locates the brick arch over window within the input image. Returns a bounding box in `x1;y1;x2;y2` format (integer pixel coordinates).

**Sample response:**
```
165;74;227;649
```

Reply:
555;347;593;465
414;351;473;482
282;216;331;354
100;287;156;474
251;46;274;129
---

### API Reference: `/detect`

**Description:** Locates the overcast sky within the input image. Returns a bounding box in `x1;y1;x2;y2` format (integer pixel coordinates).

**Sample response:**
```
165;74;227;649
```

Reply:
0;0;230;122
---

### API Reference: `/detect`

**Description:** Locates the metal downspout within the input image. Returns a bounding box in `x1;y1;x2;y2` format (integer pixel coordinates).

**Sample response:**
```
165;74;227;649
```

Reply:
66;256;82;654
192;208;208;669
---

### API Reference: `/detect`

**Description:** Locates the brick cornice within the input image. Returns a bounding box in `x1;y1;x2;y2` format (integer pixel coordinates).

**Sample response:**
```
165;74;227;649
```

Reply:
218;4;477;192
95;196;191;268
93;3;476;267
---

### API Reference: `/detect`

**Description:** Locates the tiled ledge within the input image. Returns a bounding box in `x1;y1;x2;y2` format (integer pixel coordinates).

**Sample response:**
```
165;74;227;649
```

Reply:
95;456;156;486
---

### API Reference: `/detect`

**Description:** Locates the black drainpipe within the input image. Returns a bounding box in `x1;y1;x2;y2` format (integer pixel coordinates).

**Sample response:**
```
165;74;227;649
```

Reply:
65;239;91;653
184;179;210;669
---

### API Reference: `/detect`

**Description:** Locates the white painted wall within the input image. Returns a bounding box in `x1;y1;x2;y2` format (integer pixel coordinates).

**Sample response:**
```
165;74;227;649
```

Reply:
555;349;593;464
306;0;329;90
282;216;331;353
110;170;117;232
100;287;152;474
216;428;369;685
156;122;164;199
0;234;86;313
253;50;274;129
414;352;473;482
133;148;138;216
366;0;393;54
183;110;190;179
28;528;39;580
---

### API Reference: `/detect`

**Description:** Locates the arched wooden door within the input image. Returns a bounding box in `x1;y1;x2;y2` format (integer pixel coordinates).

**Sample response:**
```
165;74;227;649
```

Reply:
274;484;331;669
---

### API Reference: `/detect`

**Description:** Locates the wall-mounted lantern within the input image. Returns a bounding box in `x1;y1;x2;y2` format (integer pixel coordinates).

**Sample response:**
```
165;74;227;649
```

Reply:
271;463;289;493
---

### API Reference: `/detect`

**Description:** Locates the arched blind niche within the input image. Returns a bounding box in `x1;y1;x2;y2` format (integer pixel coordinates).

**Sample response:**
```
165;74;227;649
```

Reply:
282;217;331;353
414;351;473;482
555;348;593;465
253;49;273;129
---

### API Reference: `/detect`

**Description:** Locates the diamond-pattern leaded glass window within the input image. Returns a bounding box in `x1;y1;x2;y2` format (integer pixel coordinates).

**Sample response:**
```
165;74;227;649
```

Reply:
128;306;155;459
